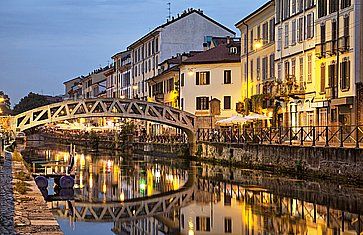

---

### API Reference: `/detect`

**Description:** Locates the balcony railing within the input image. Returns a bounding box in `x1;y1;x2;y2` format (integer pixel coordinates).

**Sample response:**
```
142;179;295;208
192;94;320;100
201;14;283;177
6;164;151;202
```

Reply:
197;125;363;149
338;36;350;52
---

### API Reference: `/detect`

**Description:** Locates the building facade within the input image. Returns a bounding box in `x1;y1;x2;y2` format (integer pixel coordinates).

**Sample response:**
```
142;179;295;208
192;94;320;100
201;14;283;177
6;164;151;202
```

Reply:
106;51;132;99
315;0;363;126
180;38;242;128
128;8;235;100
236;1;276;123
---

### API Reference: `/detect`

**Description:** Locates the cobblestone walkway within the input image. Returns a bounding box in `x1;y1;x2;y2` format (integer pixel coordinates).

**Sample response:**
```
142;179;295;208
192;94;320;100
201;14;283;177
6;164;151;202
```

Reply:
0;152;15;234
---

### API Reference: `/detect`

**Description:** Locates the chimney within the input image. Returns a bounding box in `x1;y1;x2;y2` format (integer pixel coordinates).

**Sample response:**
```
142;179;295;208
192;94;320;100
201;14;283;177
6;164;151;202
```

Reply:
227;36;231;44
203;42;209;51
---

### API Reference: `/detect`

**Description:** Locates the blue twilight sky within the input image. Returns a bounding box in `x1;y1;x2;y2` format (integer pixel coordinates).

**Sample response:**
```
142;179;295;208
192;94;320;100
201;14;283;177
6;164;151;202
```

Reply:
0;0;266;105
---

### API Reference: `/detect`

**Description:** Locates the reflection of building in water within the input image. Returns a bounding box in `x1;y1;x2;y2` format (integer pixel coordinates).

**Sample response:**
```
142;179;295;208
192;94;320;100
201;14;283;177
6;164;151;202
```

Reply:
178;179;362;235
113;216;178;235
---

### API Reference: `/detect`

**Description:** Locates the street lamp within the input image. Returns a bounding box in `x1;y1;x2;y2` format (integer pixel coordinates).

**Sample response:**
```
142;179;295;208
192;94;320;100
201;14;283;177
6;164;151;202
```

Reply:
254;39;263;50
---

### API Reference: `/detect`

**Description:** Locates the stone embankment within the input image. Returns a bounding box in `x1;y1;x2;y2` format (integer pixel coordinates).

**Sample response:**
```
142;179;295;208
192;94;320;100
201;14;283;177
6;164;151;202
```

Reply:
197;142;363;184
11;150;63;235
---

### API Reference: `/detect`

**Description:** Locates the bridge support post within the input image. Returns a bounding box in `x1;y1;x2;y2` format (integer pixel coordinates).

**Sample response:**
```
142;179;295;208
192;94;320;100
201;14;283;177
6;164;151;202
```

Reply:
186;131;197;157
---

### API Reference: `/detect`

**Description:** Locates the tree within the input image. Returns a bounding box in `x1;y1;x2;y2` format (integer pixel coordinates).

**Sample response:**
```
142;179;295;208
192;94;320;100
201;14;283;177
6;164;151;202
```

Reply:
0;91;12;115
13;92;59;115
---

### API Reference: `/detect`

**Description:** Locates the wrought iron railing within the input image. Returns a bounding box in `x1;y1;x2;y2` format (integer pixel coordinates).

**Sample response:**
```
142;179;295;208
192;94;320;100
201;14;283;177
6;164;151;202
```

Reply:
197;126;363;149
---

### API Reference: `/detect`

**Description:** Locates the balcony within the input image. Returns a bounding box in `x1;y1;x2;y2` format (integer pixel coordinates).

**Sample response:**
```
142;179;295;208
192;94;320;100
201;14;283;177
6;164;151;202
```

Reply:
315;43;326;58
338;36;350;53
325;40;337;56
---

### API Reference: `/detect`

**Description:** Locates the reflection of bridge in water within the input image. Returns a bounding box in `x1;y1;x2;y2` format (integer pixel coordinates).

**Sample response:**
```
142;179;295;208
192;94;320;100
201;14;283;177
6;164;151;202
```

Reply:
51;167;196;222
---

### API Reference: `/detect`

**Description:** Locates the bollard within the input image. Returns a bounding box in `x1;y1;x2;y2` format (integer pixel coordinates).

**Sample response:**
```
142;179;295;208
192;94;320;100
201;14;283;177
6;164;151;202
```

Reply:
59;175;75;189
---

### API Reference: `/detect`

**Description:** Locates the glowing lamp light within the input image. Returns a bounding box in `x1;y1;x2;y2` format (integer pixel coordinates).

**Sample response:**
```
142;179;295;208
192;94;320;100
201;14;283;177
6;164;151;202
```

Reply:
120;95;125;99
132;85;138;90
187;68;194;76
254;40;263;50
140;178;146;191
0;97;5;103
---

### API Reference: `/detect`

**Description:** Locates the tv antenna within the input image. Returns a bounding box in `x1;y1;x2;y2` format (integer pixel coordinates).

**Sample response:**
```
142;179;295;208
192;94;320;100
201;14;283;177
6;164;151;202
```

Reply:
167;2;171;21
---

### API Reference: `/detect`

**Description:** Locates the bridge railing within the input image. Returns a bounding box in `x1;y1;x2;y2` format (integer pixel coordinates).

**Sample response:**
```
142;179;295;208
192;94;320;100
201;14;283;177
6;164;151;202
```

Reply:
197;125;363;149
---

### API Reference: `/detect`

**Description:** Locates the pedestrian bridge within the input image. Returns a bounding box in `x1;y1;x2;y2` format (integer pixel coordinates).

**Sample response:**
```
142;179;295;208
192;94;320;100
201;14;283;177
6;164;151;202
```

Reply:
11;98;196;141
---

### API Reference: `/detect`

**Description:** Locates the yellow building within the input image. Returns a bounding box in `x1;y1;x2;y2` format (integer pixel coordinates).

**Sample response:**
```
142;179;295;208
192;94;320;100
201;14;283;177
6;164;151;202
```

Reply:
236;1;276;121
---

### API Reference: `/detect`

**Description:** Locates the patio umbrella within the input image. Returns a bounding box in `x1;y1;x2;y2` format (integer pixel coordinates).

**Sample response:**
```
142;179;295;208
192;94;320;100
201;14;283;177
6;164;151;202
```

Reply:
216;115;248;126
244;112;271;121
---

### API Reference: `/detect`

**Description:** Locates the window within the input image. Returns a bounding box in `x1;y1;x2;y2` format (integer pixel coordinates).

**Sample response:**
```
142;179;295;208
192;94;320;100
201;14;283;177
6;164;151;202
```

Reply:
292;20;297;45
284;23;289;48
328;62;336;88
269;18;275;42
270;54;275;80
262;57;268;80
155;37;159;52
250;60;253;81
225;218;232;233
277;27;282;51
166;78;174;93
181;98;184;110
306;0;314;9
250;29;254;50
321;63;326;92
244;62;248;81
321;24;326;44
332;21;337;41
344;16;349;37
243;34;247;54
330;0;338;13
298;17;304;42
340;58;350;90
318;0;328;18
284;61;290;80
307;54;312;83
341;0;351;9
262;22;268;43
224;70;232;84
297;0;304;12
283;0;291;19
257;25;261;41
257;57;261;80
292;59;296;79
306;13;314;39
292;0;296;14
196;71;210;85
196;97;209;110
224;96;231;110
299;57;304;83
181;73;185;87
196;217;211;232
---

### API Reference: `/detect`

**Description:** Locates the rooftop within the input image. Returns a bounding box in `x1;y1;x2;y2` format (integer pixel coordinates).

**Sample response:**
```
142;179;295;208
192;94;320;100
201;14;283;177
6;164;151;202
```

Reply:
128;8;235;49
182;41;241;65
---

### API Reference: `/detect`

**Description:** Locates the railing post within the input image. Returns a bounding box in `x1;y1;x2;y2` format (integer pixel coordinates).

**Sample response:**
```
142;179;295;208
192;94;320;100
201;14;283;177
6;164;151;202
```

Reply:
269;127;272;144
289;127;293;145
300;126;304;146
279;126;282;144
237;128;240;144
325;126;329;147
356;126;360;149
230;128;232;143
340;126;344;148
312;126;316;146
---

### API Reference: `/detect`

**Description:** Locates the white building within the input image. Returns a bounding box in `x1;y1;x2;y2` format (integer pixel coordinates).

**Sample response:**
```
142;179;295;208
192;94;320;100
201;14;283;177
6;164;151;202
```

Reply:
127;8;235;100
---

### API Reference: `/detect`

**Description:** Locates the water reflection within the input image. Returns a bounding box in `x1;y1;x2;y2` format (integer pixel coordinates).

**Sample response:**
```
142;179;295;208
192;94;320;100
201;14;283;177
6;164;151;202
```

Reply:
23;144;363;235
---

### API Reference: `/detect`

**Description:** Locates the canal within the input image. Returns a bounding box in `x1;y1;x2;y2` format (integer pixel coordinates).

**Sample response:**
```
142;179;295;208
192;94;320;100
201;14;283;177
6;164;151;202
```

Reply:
21;142;363;235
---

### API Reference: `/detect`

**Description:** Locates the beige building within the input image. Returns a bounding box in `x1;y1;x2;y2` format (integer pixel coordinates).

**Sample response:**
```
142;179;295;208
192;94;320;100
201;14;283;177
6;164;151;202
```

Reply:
315;0;363;126
236;0;276;121
180;38;242;128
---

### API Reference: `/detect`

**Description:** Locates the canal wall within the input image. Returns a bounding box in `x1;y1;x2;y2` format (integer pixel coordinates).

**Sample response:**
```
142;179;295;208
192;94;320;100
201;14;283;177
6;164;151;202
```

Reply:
197;142;363;184
11;150;63;235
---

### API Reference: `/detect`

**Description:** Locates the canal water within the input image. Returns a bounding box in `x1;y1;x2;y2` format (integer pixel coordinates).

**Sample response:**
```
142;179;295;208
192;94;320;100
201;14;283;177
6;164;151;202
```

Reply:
21;142;363;235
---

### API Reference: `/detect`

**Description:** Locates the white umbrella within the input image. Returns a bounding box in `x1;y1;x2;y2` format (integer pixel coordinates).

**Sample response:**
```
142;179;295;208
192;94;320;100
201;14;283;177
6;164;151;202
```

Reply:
216;115;248;126
244;112;271;121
